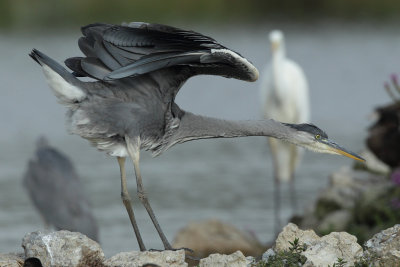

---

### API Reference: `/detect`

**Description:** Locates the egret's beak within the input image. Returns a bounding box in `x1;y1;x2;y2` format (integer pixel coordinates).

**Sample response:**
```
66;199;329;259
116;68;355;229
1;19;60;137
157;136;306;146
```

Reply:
321;139;365;162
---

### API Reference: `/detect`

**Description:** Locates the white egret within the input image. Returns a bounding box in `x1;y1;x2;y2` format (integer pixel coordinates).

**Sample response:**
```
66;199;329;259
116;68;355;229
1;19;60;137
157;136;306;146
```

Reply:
260;30;310;234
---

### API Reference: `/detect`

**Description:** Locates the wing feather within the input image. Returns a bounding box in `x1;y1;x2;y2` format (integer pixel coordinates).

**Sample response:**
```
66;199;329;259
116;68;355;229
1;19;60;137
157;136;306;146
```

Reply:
65;22;258;83
106;51;205;80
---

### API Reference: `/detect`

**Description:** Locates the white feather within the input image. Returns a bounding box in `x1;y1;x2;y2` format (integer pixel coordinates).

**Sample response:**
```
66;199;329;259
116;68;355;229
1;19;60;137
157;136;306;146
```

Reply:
42;65;86;104
260;30;310;181
211;48;259;81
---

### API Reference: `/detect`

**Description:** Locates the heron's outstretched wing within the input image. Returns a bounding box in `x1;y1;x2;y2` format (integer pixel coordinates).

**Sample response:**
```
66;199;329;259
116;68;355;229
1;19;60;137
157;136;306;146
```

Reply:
65;22;258;82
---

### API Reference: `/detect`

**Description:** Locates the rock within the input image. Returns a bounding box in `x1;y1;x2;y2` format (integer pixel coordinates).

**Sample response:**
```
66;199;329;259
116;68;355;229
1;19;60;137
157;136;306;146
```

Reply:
172;219;264;259
318;210;352;232
355;149;390;175
364;224;400;266
275;223;319;251
275;223;363;266
22;230;104;267
199;251;248;267
318;167;387;212
104;250;187;267
0;253;24;267
303;232;363;267
261;248;275;262
295;166;393;240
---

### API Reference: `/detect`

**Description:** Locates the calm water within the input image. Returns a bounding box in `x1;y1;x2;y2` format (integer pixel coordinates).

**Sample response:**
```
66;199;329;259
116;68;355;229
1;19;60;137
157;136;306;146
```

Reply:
0;22;399;256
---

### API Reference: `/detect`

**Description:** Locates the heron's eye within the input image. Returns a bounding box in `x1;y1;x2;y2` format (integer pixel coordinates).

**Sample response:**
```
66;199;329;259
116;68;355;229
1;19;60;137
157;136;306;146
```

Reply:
315;134;321;140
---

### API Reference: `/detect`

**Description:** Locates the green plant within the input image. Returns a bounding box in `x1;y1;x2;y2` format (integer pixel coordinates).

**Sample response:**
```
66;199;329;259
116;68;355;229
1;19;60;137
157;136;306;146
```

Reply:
331;258;347;267
253;238;307;267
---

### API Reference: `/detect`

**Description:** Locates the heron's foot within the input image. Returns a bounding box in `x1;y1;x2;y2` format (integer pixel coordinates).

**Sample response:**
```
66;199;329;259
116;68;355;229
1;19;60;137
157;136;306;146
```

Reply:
185;254;201;261
149;247;194;253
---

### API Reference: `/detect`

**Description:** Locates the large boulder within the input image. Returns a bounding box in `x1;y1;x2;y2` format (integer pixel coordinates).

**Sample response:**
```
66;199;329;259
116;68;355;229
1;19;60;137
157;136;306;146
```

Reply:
199;251;248;267
364;224;400;266
275;223;363;267
22;230;104;267
295;166;395;244
104;250;187;267
0;253;24;267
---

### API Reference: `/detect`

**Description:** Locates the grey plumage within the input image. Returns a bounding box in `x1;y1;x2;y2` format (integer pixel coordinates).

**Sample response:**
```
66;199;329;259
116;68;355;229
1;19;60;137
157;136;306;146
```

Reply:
30;22;363;251
23;137;98;242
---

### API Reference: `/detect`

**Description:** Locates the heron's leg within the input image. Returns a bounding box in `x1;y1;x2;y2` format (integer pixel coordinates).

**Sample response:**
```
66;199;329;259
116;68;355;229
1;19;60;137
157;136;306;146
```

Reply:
273;173;281;236
126;136;173;250
289;145;298;214
269;138;281;236
117;156;146;251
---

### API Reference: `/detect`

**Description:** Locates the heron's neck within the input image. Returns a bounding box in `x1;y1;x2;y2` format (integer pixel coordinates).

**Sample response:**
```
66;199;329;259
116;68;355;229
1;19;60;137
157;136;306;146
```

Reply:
171;112;295;145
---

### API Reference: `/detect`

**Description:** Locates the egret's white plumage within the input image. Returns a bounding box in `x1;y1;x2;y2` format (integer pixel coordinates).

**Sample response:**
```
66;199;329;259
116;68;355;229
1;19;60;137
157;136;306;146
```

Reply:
260;30;310;233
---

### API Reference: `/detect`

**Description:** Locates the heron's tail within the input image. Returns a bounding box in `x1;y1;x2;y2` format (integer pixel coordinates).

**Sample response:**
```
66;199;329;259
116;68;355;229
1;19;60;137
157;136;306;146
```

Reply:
30;49;86;106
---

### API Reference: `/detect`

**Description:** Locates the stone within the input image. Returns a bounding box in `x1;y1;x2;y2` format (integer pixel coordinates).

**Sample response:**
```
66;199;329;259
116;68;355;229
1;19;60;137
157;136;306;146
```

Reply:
199;251;247;267
0;253;24;267
318;210;352;232
355;149;390;175
364;224;400;266
103;250;187;267
172;219;264;259
261;248;275;262
22;230;105;267
303;232;363;267
275;223;363;267
296;166;392;234
275;223;319;251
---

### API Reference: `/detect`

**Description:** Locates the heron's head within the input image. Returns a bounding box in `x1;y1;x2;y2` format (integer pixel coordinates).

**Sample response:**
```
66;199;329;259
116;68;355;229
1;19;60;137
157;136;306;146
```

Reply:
269;30;284;53
284;123;365;162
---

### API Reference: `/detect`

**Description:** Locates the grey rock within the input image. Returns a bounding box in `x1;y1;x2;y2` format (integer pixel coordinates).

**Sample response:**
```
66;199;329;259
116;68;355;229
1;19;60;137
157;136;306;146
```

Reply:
318;210;352;232
103;250;187;267
275;223;363;267
245;256;256;267
275;223;319;251
0;253;24;267
364;224;400;266
261;248;275;262
297;166;391;232
303;232;363;267
22;230;104;267
199;251;247;267
356;149;390;175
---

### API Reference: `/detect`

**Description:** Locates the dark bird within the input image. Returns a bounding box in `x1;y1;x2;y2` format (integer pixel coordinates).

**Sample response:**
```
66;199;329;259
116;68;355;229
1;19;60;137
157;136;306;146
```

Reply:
367;102;400;168
367;74;400;168
23;257;43;267
30;22;364;251
23;137;99;242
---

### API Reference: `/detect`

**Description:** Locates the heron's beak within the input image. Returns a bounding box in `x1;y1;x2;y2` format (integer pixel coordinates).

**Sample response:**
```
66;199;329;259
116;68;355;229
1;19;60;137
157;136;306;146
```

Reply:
322;139;365;162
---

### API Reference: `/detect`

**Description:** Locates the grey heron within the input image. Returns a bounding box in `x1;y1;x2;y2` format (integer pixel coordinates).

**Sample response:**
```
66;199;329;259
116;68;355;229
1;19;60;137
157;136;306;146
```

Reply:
260;30;310;234
23;136;99;242
30;22;364;251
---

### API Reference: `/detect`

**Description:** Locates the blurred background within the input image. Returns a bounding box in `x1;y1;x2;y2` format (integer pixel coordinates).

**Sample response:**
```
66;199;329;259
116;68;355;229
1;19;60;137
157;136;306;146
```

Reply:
1;0;400;257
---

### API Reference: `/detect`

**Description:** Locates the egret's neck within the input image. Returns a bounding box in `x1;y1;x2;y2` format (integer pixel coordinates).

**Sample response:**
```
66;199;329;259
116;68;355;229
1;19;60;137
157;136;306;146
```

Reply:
271;45;286;63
